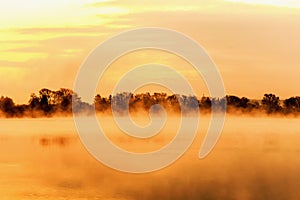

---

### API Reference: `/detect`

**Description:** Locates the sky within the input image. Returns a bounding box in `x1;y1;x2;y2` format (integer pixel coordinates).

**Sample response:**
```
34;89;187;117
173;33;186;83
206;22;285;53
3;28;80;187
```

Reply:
0;0;300;103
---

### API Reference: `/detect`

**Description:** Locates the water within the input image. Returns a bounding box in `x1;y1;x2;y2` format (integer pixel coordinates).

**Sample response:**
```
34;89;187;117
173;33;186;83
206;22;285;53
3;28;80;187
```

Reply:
0;116;300;200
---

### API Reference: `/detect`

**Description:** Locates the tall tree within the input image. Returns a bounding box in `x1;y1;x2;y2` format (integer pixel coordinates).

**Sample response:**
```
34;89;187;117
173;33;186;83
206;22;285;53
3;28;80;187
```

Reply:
262;93;281;113
0;96;15;117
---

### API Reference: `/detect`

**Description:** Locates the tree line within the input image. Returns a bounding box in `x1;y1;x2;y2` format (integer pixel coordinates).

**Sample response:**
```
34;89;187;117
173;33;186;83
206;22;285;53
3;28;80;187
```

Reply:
0;88;300;117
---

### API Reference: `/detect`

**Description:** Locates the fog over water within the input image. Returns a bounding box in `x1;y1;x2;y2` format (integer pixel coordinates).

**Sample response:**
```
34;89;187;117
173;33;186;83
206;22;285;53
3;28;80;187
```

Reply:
0;115;300;199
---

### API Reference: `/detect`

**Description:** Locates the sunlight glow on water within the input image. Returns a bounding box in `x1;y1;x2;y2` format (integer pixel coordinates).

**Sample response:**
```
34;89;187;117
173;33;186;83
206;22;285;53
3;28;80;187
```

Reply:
0;116;300;199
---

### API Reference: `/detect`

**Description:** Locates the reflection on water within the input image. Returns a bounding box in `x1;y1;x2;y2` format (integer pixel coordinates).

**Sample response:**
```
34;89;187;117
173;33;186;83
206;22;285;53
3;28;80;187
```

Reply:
0;116;300;199
39;137;71;147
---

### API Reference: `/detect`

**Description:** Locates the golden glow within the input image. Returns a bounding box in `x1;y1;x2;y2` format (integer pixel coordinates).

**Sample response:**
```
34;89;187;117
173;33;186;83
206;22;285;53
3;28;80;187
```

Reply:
226;0;300;8
0;0;300;103
97;49;208;98
0;67;24;77
0;52;47;62
1;117;300;198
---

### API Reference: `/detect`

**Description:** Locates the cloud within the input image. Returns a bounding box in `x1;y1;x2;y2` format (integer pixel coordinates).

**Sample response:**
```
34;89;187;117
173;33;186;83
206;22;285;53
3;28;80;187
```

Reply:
88;0;221;13
225;0;300;8
1;0;300;103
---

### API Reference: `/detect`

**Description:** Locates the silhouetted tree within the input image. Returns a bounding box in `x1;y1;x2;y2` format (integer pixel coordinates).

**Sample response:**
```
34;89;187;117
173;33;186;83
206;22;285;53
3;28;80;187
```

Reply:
111;92;132;114
3;89;300;117
246;100;261;112
40;93;51;113
142;92;154;110
13;105;26;117
200;96;211;110
39;88;55;104
29;93;40;109
239;97;249;108
262;94;281;113
211;97;226;112
0;96;15;117
226;95;249;109
54;88;74;111
94;94;110;112
178;95;199;113
166;94;180;112
284;97;300;113
227;95;240;107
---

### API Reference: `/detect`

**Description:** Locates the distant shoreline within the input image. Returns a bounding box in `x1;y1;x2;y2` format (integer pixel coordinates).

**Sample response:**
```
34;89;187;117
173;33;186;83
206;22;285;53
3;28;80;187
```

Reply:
1;88;300;118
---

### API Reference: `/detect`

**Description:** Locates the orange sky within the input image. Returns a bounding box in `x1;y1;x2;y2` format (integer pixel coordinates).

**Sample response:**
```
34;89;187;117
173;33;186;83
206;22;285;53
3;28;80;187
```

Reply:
0;0;300;103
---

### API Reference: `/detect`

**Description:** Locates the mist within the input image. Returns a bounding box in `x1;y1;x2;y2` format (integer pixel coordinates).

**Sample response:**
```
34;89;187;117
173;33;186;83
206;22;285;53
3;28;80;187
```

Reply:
1;116;300;199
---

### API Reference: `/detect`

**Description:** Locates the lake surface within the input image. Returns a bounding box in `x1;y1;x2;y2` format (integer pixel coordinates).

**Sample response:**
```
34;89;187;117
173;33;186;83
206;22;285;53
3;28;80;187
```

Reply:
1;116;300;200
